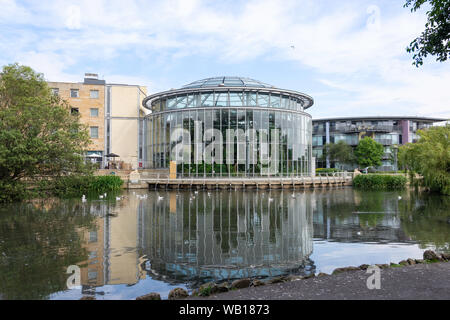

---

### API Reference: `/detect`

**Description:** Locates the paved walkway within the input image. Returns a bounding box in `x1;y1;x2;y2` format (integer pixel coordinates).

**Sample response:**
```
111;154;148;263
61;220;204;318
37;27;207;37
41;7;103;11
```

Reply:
188;262;450;300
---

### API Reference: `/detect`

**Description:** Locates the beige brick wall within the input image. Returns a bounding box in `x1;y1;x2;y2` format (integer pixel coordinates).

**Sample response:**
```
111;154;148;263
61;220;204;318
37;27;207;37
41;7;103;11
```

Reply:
48;81;105;153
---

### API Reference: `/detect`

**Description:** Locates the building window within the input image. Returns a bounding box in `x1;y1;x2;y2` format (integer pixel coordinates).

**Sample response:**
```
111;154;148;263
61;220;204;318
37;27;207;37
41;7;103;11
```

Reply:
90;90;99;99
90;127;99;139
88;231;97;243
71;108;79;115
88;269;98;281
70;89;79;98
51;88;59;96
90;108;99;117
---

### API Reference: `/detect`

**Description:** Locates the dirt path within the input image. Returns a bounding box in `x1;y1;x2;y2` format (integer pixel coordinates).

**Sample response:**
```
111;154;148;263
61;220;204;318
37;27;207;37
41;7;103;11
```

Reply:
187;262;450;300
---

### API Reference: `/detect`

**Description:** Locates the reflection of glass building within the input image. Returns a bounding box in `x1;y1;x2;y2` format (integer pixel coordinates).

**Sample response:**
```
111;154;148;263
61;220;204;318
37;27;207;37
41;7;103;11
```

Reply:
141;191;314;285
312;116;446;171
143;77;314;177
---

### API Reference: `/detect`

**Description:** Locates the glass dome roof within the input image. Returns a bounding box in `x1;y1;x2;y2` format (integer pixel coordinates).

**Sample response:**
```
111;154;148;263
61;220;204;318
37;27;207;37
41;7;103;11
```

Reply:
182;77;275;89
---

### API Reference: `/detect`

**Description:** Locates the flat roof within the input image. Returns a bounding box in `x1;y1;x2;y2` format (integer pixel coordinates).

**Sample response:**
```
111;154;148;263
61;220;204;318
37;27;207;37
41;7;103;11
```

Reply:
312;116;448;122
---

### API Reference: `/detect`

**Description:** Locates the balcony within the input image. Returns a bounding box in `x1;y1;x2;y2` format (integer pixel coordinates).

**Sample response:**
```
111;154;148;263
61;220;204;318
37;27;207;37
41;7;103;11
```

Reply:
375;139;393;145
337;125;398;133
313;127;325;134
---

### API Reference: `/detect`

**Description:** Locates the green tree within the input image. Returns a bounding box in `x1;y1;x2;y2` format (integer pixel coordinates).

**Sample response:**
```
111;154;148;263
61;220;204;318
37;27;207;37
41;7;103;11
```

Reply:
354;137;384;168
323;141;355;169
0;63;92;202
404;0;450;67
399;125;450;195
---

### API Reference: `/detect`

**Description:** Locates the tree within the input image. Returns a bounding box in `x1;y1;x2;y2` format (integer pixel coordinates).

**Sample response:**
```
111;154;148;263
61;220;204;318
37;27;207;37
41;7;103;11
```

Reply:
323;141;355;168
404;0;450;67
0;63;92;202
399;125;450;195
354;137;384;168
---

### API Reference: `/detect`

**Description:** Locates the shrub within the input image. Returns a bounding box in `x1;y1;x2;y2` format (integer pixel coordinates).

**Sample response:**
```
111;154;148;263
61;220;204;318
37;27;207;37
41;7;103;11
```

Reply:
353;174;407;190
316;168;340;174
52;175;123;198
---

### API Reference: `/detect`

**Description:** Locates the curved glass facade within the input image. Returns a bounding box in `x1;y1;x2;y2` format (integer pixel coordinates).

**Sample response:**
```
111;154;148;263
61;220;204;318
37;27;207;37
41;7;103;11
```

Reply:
147;90;310;113
144;78;313;177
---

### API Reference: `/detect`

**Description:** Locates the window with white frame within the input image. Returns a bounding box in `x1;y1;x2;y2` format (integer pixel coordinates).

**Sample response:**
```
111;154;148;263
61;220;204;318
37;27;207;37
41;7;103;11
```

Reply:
70;89;79;98
90;90;99;99
90;126;99;138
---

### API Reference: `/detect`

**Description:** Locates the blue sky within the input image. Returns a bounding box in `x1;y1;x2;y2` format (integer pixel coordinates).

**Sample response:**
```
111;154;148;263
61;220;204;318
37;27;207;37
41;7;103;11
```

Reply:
1;0;449;119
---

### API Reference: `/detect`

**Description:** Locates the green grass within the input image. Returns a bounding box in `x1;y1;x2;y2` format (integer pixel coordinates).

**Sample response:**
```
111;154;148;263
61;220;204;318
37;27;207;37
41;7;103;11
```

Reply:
199;286;212;297
390;263;402;268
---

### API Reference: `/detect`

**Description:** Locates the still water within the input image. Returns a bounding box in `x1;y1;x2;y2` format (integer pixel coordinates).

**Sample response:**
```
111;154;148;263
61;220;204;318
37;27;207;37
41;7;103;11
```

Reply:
0;188;449;300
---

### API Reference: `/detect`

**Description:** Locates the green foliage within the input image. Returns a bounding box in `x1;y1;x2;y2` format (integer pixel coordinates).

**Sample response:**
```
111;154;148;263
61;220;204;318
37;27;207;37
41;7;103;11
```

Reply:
0;63;92;202
404;0;450;67
354;137;384;168
353;174;407;190
323;141;355;167
51;175;124;198
316;168;340;174
199;285;213;297
398;125;450;195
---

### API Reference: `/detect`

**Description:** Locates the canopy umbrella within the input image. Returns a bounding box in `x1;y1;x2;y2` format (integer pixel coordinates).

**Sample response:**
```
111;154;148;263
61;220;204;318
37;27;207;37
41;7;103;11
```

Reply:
86;153;102;158
105;153;120;158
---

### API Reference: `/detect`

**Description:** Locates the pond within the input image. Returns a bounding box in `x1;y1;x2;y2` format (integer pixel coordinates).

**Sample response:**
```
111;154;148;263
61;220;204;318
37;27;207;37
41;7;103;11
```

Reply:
0;187;449;300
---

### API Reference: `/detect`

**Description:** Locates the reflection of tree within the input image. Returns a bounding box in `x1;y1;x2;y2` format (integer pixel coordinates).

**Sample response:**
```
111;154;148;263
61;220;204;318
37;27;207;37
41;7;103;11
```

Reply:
0;201;95;300
399;192;450;252
355;191;386;228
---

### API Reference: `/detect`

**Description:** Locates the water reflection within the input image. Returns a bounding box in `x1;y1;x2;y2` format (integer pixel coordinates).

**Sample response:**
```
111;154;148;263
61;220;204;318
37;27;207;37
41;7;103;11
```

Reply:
0;188;449;300
141;191;314;286
0;200;96;300
313;188;412;243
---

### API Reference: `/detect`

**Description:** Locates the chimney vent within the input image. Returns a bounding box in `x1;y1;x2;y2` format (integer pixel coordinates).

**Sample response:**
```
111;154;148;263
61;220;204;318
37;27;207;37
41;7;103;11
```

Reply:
84;73;99;80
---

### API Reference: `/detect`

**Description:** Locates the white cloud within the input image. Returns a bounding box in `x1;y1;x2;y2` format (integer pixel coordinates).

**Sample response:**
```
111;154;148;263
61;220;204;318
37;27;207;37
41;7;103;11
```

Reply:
1;0;449;118
65;5;82;30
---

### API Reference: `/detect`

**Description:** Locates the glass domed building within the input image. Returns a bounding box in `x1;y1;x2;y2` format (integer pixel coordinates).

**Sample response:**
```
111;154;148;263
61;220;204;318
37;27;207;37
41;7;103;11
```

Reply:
143;77;314;178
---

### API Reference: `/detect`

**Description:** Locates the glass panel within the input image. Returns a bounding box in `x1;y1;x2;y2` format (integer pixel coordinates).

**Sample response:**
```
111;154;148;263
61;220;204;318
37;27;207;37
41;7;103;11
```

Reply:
201;92;214;107
152;100;160;112
186;94;197;108
238;110;246;130
258;93;269;107
281;96;290;109
177;95;187;109
90;90;99;99
270;94;280;108
90;127;99;138
215;92;228;107
168;97;177;109
229;92;244;106
245;92;257;106
90;108;99;117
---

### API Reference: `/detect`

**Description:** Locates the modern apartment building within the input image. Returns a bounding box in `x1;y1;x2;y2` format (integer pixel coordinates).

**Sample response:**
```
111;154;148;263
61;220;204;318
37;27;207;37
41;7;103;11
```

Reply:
312;116;447;171
48;74;147;170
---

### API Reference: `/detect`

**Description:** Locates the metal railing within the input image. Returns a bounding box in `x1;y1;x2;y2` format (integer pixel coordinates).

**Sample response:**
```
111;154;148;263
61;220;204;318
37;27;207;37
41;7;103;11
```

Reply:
339;125;397;133
140;171;352;181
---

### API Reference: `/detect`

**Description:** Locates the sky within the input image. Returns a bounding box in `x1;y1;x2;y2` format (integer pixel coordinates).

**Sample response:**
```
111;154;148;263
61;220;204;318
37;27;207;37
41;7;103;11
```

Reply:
1;0;449;119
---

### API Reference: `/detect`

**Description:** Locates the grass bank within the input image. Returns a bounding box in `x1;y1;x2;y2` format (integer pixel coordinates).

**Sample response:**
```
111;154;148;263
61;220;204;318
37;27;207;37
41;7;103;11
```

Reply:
353;174;407;190
50;175;124;198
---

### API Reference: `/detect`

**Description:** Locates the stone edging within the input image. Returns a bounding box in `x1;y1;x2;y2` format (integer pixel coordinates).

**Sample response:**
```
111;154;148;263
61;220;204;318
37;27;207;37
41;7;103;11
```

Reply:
80;250;450;300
